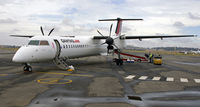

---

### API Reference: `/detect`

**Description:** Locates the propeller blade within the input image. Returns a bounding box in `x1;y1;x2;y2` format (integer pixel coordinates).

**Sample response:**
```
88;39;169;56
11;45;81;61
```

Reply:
48;28;54;36
101;42;106;45
40;26;44;36
107;49;109;55
114;36;121;40
113;44;119;49
97;30;105;37
109;24;113;37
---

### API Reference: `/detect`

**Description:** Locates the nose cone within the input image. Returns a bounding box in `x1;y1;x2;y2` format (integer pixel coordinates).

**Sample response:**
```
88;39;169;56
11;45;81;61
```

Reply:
12;53;23;62
12;46;33;63
12;47;25;63
12;54;19;62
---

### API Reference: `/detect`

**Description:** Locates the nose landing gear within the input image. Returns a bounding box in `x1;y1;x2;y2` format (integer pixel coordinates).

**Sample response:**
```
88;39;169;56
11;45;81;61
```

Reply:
114;49;123;66
23;63;32;72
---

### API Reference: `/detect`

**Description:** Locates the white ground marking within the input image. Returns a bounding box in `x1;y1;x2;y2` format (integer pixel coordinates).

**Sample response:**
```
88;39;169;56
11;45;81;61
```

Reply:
125;75;135;79
194;79;200;83
180;78;189;82
139;76;148;80
166;77;174;82
118;71;125;74
152;77;161;81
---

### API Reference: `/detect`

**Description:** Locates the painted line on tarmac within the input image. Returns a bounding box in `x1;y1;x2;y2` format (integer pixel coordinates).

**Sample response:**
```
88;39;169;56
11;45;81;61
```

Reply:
166;77;174;82
194;79;200;83
125;74;200;83
37;78;72;84
37;72;93;77
118;71;125;74
125;75;135;79
152;77;161;81
180;78;189;83
139;76;148;80
0;74;8;76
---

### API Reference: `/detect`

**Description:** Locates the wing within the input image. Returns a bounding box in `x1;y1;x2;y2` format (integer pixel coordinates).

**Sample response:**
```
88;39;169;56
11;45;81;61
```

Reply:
10;35;34;38
93;36;109;39
93;35;196;40
121;35;196;40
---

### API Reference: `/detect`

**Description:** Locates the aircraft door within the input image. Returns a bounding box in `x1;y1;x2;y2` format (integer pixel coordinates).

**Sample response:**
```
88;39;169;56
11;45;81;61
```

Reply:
54;40;61;58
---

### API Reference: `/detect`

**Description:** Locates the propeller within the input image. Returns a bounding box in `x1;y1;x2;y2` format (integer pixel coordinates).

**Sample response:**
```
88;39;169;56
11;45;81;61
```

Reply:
97;24;118;54
40;26;54;36
109;24;113;37
48;28;54;36
40;26;44;36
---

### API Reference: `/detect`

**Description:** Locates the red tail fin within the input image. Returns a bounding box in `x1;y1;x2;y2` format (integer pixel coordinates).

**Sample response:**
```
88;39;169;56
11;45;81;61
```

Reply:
99;18;143;36
115;18;122;36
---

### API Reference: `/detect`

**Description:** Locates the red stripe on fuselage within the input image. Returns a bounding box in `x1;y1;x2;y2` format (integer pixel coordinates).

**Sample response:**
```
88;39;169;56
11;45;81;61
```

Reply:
74;40;80;43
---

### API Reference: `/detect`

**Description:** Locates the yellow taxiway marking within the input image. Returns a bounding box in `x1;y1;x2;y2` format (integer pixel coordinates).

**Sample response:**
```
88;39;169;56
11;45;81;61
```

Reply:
37;78;72;84
37;72;93;77
36;72;93;85
0;74;8;76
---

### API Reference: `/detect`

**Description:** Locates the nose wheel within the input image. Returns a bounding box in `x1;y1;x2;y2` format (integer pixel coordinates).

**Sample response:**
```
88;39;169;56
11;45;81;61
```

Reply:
23;64;32;72
114;49;123;66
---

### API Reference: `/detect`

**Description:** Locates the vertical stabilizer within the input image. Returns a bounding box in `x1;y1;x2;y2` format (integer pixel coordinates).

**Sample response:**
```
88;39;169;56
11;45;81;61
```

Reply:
99;18;143;36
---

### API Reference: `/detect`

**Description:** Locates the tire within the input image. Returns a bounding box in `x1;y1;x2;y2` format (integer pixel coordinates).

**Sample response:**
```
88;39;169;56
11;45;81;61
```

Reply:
23;66;28;71
116;59;119;65
119;59;123;65
24;66;32;72
28;66;32;72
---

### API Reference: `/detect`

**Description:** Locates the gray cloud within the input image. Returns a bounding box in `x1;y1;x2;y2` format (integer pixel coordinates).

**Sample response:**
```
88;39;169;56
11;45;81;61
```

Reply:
0;0;12;6
0;18;17;24
173;21;184;27
122;26;133;34
0;0;199;48
188;12;200;20
62;18;74;26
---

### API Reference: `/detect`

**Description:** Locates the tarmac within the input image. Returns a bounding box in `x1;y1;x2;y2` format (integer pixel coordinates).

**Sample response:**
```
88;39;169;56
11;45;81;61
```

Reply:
0;48;200;107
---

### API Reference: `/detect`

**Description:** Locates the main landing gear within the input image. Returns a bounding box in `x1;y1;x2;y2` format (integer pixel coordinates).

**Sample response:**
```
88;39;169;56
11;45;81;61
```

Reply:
115;58;123;65
114;49;123;66
23;63;32;72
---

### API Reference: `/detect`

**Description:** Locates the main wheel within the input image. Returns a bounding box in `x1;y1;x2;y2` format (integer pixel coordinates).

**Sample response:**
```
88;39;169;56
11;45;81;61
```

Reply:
119;59;123;65
115;59;119;65
24;66;32;72
28;66;32;72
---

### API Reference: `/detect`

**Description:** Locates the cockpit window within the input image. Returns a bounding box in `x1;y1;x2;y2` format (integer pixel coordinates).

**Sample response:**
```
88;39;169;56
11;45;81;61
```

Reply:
40;40;49;45
28;40;39;45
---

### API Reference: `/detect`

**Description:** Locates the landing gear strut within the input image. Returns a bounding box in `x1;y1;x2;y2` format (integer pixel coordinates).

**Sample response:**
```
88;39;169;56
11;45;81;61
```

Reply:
114;49;123;66
23;63;32;72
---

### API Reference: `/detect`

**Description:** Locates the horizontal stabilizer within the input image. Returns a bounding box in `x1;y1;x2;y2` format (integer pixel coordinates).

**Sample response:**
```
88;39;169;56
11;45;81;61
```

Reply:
99;18;143;36
10;35;34;38
121;35;196;39
99;18;143;21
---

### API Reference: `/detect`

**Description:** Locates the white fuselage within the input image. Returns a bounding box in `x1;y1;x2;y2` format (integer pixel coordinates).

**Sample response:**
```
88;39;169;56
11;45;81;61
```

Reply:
12;36;112;63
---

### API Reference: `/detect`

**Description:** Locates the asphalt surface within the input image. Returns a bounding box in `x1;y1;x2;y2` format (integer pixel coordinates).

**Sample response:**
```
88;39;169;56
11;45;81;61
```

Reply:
0;48;200;107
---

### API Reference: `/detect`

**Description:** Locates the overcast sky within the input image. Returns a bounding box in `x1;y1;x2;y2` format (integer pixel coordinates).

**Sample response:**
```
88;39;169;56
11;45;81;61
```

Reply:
0;0;200;48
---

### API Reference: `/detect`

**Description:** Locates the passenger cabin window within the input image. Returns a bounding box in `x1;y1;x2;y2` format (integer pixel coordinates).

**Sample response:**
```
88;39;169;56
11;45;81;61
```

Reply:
28;40;39;45
40;40;49;46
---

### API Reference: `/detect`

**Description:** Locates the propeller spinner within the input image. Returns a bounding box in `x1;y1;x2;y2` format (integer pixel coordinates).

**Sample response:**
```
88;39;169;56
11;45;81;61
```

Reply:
97;24;117;54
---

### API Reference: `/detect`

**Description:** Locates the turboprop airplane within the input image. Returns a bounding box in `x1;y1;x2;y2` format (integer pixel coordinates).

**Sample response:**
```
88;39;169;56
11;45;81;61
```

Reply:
11;18;195;72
